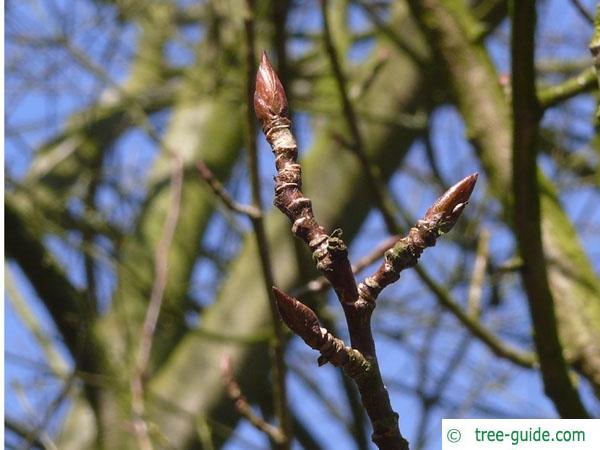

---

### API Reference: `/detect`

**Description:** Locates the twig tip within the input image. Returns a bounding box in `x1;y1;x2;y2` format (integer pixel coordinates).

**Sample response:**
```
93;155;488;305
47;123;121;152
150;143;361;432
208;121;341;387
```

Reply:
272;287;323;349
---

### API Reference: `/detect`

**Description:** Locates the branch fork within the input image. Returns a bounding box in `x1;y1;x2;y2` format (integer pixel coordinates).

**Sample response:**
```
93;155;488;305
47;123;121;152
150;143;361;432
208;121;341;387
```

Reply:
272;287;371;376
255;51;477;450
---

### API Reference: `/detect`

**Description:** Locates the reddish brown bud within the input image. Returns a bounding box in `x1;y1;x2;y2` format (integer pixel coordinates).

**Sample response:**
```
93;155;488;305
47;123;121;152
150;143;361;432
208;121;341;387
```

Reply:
254;52;289;130
425;173;478;232
272;286;323;349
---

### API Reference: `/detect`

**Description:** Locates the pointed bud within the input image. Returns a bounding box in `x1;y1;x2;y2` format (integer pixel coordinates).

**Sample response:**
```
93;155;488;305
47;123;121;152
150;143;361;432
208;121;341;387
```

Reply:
272;286;323;349
254;52;289;130
425;173;478;232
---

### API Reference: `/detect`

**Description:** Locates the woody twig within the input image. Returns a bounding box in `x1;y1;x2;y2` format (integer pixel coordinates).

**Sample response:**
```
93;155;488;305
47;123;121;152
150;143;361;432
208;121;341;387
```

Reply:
356;172;478;306
196;160;260;218
220;355;286;445
255;52;477;450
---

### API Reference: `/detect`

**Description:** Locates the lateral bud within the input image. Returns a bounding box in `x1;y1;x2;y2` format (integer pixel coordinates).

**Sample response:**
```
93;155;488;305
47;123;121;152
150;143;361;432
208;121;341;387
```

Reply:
254;52;290;132
272;287;324;349
272;287;371;375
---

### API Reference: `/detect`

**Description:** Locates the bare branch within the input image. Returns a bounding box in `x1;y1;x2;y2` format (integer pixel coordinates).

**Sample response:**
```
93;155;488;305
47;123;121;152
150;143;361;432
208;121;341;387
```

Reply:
414;265;536;368
407;0;600;399
569;0;594;24
256;52;420;450
512;0;589;417
5;417;45;450
272;288;371;375
353;0;428;66
5;198;108;399
220;355;286;445
321;0;401;234
131;155;185;449
357;174;477;305
467;230;489;317
295;234;400;298
196;160;260;218
244;3;291;445
538;66;598;110
255;52;358;306
5;268;69;376
589;3;600;126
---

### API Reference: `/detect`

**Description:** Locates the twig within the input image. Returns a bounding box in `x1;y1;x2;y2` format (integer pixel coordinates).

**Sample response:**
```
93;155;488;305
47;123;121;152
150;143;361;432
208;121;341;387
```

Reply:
289;358;357;425
255;52;477;450
295;135;531;372
196;160;260;218
415;331;472;449
294;298;371;450
5;200;107;409
291;414;326;450
294;234;400;297
12;377;71;450
27;377;75;450
271;0;290;91
537;57;591;75
273;289;372;373
5;417;45;450
415;264;536;369
422;125;448;190
255;53;358;305
538;66;598;109
511;0;589;418
352;0;428;67
256;52;408;450
339;370;370;450
467;230;489;317
352;49;391;102
357;174;477;305
321;0;400;235
82;162;101;315
5;268;68;376
131;154;184;449
59;35;170;148
243;2;291;446
589;4;600;126
220;355;286;445
408;0;600;401
413;307;443;450
356;197;535;371
569;0;594;24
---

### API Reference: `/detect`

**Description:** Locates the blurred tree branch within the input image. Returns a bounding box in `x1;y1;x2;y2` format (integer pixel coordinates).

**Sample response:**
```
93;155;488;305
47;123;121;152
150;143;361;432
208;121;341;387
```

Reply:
6;1;600;449
538;66;598;110
407;0;600;404
511;0;588;417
